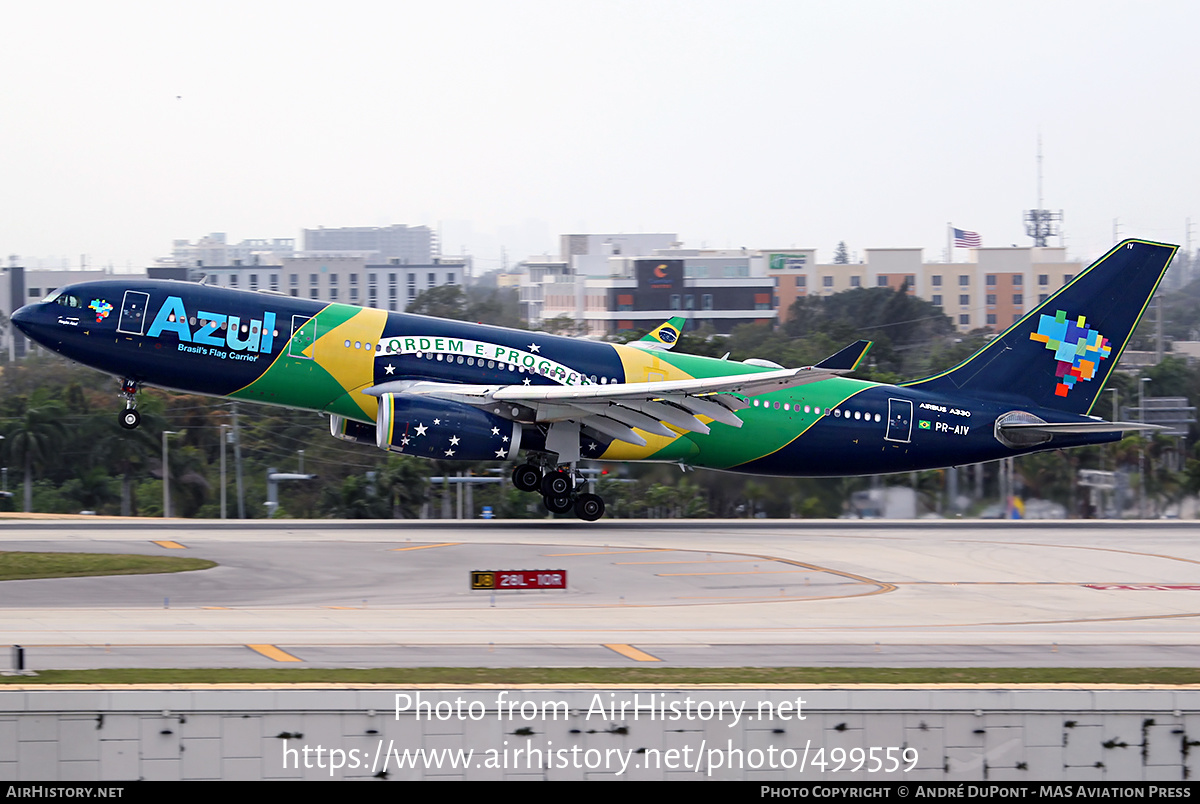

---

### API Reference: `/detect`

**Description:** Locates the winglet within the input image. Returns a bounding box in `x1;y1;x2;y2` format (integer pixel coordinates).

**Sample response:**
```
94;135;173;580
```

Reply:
815;340;872;372
632;317;687;351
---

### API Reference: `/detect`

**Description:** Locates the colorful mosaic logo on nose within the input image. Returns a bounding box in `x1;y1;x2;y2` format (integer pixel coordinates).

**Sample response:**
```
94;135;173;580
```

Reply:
89;299;113;323
1029;310;1112;397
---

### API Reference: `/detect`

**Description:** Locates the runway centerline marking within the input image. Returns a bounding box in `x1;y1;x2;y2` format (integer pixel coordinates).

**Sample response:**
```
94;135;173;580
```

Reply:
152;540;186;549
391;543;459;551
543;549;669;556
604;644;662;662
247;644;301;662
614;559;759;565
657;570;834;577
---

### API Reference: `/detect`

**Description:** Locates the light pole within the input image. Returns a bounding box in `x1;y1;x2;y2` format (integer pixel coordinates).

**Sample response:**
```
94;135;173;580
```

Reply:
220;424;230;520
1105;387;1120;516
162;430;178;518
1139;378;1151;518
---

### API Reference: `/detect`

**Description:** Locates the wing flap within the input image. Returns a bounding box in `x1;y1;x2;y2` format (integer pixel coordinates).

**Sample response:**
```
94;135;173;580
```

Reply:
569;402;678;438
580;415;648;447
613;398;711;434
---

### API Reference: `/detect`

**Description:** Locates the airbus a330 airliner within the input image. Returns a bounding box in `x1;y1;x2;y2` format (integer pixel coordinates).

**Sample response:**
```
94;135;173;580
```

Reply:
11;239;1175;520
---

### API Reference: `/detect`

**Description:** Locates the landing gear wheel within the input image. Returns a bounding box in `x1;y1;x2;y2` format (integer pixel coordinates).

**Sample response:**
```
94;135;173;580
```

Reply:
574;493;605;522
512;464;542;493
540;470;573;497
543;495;575;514
119;409;141;430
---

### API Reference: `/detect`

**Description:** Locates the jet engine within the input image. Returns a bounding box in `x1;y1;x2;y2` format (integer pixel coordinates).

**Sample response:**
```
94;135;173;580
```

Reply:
329;415;377;445
375;393;522;461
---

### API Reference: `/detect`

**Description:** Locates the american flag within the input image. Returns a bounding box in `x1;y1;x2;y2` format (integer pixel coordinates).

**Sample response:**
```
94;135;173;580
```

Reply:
953;228;982;248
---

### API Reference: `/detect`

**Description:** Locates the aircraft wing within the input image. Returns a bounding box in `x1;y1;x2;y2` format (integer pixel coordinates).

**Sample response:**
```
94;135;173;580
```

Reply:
366;363;848;443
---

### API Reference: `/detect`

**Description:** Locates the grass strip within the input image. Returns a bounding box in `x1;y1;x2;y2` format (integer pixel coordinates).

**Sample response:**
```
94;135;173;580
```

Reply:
0;552;216;581
4;667;1200;686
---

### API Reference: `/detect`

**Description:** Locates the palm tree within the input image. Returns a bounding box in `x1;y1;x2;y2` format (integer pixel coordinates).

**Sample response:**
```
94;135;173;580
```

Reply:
91;402;162;516
59;467;118;514
379;454;429;518
6;393;67;512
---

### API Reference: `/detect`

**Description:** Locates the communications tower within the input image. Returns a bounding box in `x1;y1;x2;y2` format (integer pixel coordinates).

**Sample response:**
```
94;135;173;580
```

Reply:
1024;137;1062;247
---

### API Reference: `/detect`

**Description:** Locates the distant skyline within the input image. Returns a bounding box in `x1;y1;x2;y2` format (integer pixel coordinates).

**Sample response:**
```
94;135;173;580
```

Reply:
2;0;1197;273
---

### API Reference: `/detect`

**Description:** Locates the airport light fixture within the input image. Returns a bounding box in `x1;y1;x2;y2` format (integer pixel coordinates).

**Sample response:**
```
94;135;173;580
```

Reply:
162;430;179;518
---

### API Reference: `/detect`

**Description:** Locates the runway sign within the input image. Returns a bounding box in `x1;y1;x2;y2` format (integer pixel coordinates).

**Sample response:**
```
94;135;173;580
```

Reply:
471;570;567;590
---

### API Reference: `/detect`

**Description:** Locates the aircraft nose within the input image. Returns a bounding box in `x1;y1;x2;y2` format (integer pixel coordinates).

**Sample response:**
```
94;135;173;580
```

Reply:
10;303;37;335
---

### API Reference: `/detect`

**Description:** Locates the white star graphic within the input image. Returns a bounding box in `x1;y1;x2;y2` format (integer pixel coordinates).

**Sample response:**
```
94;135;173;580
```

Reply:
495;448;507;458
444;448;456;457
384;363;395;375
433;418;441;425
587;442;597;451
502;435;509;442
449;435;460;446
415;424;428;437
400;437;410;446
528;342;540;353
522;378;531;386
491;427;500;436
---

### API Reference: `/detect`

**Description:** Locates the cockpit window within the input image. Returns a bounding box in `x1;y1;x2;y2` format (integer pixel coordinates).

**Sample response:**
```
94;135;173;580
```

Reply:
54;294;82;309
42;289;63;303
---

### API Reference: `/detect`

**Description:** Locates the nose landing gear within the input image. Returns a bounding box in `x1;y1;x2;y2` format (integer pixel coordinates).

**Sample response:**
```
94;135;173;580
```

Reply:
118;378;141;430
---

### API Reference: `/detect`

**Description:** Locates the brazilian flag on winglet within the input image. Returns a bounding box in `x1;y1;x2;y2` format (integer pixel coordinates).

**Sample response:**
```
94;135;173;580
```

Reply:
918;420;931;429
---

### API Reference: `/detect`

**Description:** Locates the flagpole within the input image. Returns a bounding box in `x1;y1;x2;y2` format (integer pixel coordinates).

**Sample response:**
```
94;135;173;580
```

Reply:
947;223;953;263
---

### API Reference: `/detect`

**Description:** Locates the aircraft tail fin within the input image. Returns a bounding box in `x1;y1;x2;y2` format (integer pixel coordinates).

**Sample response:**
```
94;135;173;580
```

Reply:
906;239;1177;415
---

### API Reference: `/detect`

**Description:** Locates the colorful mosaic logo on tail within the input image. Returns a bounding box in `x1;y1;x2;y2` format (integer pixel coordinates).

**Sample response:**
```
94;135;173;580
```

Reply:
1029;310;1112;397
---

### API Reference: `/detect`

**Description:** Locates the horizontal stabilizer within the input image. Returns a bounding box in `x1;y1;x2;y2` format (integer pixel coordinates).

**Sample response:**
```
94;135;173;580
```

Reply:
999;420;1167;436
816;340;872;372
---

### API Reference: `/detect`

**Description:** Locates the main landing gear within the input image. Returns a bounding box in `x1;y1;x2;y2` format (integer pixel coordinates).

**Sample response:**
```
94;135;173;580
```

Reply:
511;461;606;521
118;378;141;430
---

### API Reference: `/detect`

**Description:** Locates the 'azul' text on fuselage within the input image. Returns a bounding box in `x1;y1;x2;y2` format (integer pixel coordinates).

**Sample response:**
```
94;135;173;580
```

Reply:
145;295;277;354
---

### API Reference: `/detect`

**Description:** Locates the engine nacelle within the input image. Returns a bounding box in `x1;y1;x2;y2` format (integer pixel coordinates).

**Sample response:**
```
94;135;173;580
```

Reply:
376;393;522;461
329;414;377;445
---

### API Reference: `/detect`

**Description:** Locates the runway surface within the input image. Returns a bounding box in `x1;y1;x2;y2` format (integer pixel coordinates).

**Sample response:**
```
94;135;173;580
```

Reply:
2;518;1200;669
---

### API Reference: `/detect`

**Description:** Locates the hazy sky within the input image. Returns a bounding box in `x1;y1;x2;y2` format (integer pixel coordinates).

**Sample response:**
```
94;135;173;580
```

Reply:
2;0;1196;272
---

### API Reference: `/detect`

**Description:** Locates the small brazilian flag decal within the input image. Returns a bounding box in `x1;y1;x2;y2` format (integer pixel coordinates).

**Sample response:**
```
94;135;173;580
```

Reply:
918;420;931;429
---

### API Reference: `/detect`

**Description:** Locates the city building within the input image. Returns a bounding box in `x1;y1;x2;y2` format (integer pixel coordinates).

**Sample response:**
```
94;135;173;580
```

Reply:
165;233;295;267
303;224;435;264
197;255;470;312
537;245;776;336
518;234;680;328
772;246;1084;333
